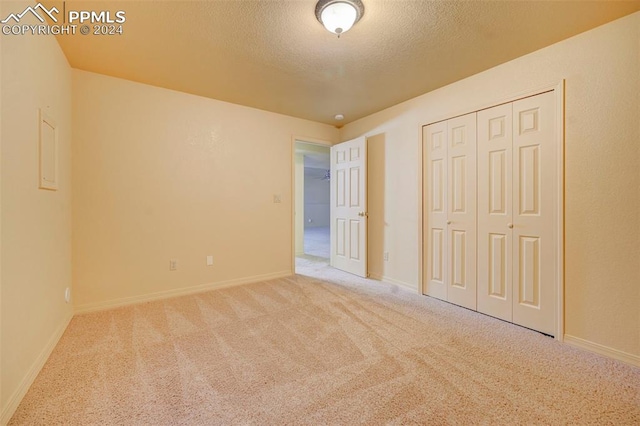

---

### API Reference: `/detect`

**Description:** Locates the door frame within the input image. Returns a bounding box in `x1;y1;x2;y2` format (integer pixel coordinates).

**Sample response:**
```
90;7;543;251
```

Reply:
419;81;565;341
290;136;332;273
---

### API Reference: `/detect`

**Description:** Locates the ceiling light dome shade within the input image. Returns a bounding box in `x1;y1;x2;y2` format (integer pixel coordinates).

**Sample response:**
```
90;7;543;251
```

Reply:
315;0;364;35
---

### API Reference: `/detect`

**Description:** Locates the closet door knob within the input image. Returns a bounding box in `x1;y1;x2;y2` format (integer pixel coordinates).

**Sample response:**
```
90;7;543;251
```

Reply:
508;223;514;229
446;220;452;225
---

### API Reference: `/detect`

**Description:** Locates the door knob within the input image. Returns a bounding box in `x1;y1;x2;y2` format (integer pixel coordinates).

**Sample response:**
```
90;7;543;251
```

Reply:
508;223;514;229
446;220;452;225
358;212;368;217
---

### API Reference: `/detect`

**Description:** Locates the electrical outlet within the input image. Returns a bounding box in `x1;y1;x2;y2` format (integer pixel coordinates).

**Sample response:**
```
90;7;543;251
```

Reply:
273;194;282;203
207;255;213;266
170;259;178;271
383;252;389;261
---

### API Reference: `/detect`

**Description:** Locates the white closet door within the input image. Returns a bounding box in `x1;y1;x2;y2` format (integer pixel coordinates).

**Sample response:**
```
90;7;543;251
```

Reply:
512;92;557;335
446;113;477;310
423;121;448;300
424;91;557;336
477;103;513;321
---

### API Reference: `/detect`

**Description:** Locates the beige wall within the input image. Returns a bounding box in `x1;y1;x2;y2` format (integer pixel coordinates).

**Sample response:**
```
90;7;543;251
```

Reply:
342;12;640;357
295;153;304;255
0;7;74;421
72;70;338;310
366;133;386;281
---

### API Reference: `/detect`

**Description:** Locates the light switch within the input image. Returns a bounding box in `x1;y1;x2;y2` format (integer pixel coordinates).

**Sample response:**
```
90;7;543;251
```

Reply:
207;255;213;266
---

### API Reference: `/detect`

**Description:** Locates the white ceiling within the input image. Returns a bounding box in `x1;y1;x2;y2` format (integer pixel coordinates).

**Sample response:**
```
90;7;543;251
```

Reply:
49;1;640;126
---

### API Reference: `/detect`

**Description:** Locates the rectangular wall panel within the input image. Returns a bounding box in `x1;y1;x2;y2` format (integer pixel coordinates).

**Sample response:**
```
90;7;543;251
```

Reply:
350;147;360;161
431;228;443;282
489;234;506;298
432;159;444;212
489;116;506;140
518;108;539;135
451;126;465;146
336;219;346;257
451;156;466;213
519;145;540;215
350;167;360;207
432;131;443;150
451;230;466;288
349;220;360;260
489;150;506;215
519;236;540;307
336;169;346;207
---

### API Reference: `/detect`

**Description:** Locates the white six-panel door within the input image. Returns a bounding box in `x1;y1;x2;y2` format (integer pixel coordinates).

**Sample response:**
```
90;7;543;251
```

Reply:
423;113;477;310
426;91;557;336
512;92;556;335
423;121;448;300
478;103;514;322
330;137;367;278
446;114;477;310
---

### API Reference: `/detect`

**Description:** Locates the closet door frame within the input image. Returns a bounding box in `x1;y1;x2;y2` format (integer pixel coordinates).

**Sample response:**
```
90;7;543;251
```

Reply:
419;81;565;341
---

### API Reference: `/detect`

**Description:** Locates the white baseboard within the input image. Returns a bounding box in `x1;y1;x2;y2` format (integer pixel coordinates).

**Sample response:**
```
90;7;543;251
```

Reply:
74;271;293;314
564;334;640;367
369;273;417;293
382;275;417;293
1;312;73;425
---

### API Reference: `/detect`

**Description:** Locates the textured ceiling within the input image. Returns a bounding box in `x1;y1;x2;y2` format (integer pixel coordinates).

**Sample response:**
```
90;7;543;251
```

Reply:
48;1;640;126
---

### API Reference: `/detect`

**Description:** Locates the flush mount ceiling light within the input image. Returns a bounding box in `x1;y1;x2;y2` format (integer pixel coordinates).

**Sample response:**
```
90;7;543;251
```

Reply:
315;0;364;36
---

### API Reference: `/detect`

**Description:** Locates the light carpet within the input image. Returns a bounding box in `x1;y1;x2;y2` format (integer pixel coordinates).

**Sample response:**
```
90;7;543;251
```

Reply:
9;258;640;425
303;226;330;259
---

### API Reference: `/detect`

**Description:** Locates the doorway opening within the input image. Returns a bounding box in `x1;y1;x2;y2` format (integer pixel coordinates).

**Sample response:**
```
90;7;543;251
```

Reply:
294;141;331;268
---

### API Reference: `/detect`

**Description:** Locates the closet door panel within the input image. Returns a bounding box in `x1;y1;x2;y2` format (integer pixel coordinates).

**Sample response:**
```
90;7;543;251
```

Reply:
446;113;477;310
423;122;448;301
477;103;513;321
512;91;557;336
